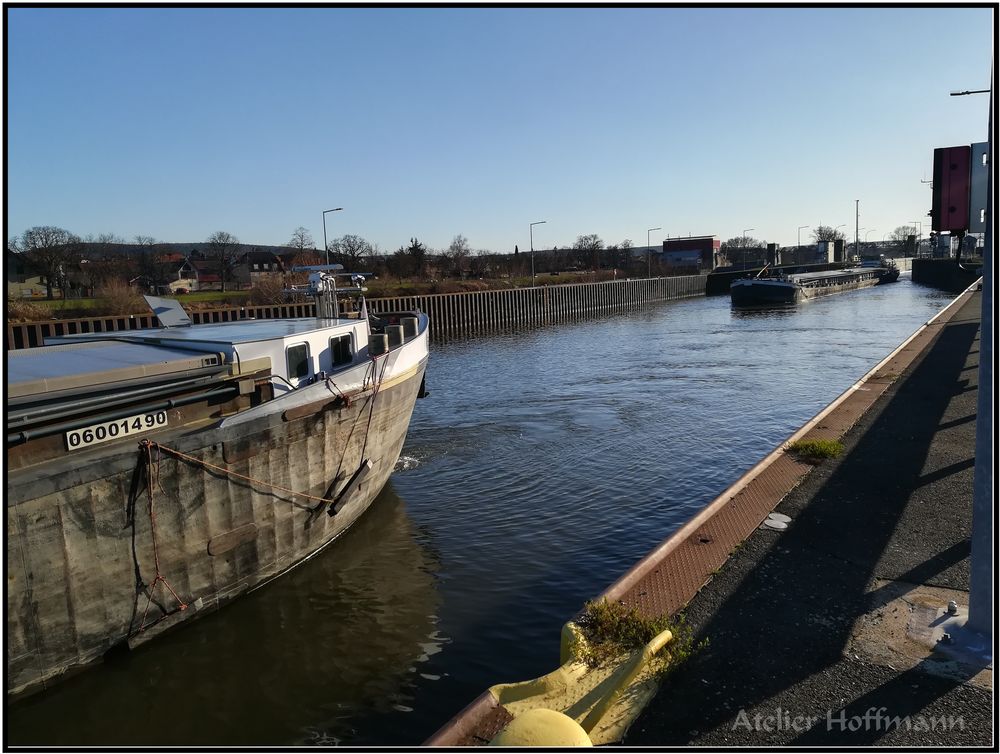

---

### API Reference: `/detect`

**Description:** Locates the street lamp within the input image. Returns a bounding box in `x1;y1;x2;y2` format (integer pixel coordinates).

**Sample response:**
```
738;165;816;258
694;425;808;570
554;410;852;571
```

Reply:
797;225;809;247
529;221;546;287
742;228;754;269
951;74;992;646
322;207;344;266
908;220;924;255
646;227;661;277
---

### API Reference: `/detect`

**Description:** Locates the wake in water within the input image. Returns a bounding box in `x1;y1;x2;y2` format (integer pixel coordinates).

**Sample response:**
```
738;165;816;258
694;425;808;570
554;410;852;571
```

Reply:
395;455;421;471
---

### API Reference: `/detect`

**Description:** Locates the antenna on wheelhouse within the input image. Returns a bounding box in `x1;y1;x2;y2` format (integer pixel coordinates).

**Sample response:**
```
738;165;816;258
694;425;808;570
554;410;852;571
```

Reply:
287;264;370;320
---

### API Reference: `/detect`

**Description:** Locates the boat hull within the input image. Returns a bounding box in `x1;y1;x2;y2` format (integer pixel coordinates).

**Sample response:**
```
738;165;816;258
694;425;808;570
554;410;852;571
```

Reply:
729;279;798;306
6;356;426;698
876;267;900;284
731;268;883;307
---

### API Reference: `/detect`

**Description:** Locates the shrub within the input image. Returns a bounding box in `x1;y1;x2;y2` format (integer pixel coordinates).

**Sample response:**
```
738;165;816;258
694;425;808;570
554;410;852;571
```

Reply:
6;297;52;322
248;274;289;305
96;280;145;315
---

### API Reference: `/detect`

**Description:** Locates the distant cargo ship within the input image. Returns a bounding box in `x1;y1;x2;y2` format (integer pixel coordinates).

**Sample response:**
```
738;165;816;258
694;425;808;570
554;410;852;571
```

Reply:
730;262;897;306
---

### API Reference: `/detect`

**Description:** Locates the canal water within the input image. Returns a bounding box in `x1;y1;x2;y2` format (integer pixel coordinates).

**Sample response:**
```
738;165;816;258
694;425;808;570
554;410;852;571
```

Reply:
6;275;957;746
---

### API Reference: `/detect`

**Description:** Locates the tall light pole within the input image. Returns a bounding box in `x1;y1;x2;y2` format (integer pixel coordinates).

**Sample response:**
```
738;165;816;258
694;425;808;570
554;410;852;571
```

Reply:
909;219;923;254
854;200;861;261
945;68;992;655
742;228;754;269
647;227;661;277
322;207;344;266
529;220;546;287
798;225;809;247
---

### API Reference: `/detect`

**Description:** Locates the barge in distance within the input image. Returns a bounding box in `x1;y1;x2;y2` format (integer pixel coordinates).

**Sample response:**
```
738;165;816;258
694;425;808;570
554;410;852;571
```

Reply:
6;268;429;698
730;261;899;307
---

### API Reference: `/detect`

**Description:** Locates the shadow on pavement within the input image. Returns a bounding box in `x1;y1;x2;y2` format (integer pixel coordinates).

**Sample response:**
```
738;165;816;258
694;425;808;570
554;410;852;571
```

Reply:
625;310;984;746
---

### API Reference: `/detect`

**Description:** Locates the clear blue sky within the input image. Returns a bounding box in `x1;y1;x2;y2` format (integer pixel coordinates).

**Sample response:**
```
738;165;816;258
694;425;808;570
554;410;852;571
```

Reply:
6;6;994;253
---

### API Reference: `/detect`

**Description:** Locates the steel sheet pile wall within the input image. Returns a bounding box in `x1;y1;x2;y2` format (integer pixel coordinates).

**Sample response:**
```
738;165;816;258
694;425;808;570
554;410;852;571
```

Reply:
368;276;706;338
6;276;706;349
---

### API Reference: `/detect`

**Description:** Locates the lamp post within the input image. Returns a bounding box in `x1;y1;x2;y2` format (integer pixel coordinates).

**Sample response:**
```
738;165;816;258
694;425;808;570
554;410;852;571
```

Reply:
941;75;993;654
529;221;546;287
646;227;661;277
742;228;754;270
322;207;344;266
798;225;809;248
909;220;923;254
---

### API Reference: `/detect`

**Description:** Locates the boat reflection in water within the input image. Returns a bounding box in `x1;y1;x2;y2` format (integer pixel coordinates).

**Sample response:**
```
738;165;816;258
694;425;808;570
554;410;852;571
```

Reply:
4;481;444;747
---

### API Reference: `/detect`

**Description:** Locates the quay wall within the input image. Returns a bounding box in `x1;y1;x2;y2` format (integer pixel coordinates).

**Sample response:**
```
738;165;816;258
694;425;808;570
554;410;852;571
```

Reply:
912;257;982;292
5;275;706;350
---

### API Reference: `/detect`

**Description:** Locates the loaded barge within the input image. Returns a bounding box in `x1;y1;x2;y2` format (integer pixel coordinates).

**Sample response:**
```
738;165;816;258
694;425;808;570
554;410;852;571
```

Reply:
6;269;429;698
730;261;898;307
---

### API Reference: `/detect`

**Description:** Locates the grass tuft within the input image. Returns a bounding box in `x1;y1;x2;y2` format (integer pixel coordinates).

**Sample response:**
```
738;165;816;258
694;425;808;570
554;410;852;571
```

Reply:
786;438;844;463
572;600;706;677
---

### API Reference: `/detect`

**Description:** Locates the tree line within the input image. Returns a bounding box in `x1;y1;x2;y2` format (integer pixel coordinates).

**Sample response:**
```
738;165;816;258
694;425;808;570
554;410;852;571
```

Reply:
9;220;926;301
7;225;668;300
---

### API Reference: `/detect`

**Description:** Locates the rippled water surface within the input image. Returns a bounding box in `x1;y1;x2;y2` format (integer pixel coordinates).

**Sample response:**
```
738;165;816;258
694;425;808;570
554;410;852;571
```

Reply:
6;276;956;746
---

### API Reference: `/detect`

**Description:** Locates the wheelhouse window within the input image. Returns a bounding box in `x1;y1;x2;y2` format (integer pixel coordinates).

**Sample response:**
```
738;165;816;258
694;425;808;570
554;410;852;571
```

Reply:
286;343;311;379
330;334;353;366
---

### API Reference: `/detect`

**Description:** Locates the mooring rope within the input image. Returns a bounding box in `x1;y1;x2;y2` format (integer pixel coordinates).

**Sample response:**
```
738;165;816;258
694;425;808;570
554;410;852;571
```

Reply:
140;439;337;508
132;440;188;634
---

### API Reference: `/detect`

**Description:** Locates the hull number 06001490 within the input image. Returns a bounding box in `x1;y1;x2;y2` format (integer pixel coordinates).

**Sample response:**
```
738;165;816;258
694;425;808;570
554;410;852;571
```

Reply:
65;411;169;451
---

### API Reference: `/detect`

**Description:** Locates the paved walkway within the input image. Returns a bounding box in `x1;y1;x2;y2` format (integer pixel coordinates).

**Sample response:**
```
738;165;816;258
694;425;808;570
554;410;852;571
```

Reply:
624;291;991;747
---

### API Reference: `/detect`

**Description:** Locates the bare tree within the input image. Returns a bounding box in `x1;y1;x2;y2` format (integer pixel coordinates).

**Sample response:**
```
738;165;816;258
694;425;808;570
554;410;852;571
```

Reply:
16;226;82;299
441;234;471;279
720;235;765;251
205;231;241;291
288;226;315;251
888;225;914;243
573;233;604;269
329;234;374;269
811;225;846;243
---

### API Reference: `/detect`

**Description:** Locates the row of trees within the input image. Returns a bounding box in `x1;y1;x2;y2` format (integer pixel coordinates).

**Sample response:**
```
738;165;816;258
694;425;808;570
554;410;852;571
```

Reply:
285;228;647;281
7;226;252;299
17;219;927;302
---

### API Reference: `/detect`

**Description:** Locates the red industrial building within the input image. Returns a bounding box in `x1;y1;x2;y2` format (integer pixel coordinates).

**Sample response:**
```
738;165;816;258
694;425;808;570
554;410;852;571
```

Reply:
659;236;722;272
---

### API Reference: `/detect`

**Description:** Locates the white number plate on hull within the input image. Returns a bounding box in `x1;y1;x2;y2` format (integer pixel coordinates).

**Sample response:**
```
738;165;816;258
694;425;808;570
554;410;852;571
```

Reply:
65;411;168;450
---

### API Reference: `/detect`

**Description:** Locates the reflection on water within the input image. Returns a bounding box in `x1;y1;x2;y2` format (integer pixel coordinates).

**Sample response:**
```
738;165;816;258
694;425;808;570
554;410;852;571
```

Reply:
5;483;444;747
6;276;956;746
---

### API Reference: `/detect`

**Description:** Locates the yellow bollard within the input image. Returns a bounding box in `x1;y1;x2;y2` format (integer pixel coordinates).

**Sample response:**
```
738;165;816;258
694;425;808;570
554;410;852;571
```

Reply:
489;708;593;747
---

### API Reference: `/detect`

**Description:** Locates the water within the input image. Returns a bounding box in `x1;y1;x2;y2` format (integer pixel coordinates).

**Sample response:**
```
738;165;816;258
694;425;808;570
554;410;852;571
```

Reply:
5;276;956;746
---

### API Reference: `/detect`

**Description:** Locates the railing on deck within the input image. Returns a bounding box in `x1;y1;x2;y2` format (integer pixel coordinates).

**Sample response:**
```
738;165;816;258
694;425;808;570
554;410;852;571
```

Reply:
6;276;707;349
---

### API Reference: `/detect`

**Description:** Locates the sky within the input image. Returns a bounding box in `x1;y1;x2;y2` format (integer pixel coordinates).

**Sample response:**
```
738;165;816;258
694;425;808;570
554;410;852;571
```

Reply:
5;6;995;253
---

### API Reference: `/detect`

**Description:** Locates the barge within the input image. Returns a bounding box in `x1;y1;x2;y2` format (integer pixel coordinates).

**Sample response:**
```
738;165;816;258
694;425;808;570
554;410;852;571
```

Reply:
6;269;429;698
730;264;895;307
